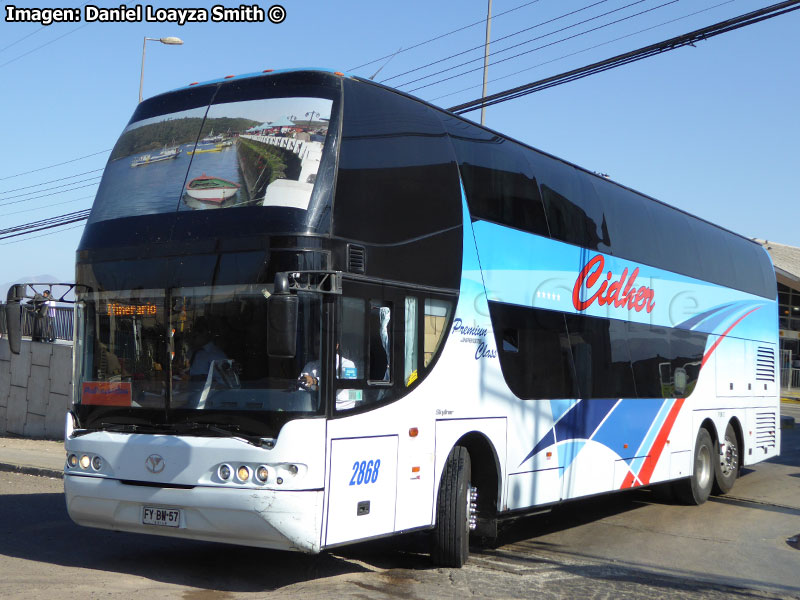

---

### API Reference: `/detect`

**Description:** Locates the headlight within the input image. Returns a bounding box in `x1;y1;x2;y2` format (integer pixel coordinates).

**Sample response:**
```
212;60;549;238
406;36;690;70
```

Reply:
79;455;91;469
67;454;78;468
218;464;232;481
91;456;102;471
236;466;250;482
255;466;269;483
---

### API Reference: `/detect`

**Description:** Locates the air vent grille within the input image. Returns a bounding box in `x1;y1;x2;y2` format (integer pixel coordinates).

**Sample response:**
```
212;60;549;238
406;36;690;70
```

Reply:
755;346;775;382
755;411;776;448
347;244;366;274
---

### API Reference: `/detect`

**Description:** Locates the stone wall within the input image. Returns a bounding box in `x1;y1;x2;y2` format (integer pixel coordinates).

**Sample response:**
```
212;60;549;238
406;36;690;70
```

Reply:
0;338;72;440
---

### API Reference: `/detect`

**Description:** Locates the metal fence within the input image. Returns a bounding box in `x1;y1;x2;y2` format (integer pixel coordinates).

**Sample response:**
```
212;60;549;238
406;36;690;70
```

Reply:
0;303;74;342
781;368;800;392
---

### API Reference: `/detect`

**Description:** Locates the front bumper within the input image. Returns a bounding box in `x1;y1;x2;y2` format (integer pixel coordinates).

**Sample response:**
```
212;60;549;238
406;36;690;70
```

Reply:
64;474;324;552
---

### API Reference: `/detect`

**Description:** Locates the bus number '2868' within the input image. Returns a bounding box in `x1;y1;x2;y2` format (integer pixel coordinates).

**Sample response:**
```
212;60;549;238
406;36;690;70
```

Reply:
349;460;381;485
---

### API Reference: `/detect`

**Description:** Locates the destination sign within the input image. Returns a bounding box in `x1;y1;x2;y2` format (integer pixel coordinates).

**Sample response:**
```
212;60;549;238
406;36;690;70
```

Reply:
106;302;158;317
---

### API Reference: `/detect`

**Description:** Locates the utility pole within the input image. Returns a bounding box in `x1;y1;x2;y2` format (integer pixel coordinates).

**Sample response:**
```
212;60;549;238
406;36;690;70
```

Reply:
481;0;492;125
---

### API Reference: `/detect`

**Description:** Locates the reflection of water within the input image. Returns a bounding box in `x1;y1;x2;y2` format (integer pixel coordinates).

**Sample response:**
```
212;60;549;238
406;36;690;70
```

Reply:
90;142;251;221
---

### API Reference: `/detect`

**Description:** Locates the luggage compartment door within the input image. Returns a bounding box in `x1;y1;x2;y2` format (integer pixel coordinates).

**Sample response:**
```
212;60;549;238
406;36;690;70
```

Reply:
325;435;398;546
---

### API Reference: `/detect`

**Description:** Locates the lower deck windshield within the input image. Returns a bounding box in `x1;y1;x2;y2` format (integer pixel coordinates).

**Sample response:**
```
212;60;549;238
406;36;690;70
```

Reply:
75;285;322;426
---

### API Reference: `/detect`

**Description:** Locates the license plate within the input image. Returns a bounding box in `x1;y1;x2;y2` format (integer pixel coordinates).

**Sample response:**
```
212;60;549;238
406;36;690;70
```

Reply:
142;506;181;528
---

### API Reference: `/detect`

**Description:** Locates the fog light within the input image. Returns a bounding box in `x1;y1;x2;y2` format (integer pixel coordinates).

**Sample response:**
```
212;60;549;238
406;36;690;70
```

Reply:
237;466;250;482
80;455;91;469
68;454;78;468
256;466;269;482
91;456;102;471
288;464;298;475
218;464;232;481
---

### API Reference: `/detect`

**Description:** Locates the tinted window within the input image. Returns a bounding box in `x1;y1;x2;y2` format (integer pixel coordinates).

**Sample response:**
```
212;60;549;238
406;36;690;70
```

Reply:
689;219;737;289
489;302;578;399
531;153;611;253
647;202;699;273
563;313;636;398
627;322;707;398
441;116;548;237
591;177;658;266
334;80;462;244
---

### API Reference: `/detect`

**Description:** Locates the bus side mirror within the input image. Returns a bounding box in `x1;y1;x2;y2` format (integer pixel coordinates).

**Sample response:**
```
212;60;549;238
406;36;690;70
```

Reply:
267;274;298;358
5;285;24;355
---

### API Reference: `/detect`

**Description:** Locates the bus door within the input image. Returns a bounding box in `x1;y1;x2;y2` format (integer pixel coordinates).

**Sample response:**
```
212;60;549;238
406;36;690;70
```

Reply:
324;282;401;546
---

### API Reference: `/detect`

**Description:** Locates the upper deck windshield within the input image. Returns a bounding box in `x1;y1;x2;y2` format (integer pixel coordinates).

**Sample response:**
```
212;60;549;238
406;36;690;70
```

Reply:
87;72;339;235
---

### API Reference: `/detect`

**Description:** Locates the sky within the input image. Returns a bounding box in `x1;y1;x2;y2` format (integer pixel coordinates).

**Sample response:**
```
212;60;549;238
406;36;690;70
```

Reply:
1;0;798;290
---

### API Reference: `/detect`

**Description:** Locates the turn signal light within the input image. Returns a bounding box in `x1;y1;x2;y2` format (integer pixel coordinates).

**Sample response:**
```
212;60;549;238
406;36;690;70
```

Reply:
256;466;269;482
68;454;78;468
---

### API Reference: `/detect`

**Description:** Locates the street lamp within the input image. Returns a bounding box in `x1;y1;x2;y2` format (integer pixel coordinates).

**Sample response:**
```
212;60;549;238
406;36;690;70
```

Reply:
139;36;183;103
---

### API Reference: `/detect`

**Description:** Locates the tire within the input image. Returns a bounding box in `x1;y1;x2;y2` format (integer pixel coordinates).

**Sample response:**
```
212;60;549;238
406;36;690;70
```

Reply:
712;422;739;495
674;428;714;505
432;446;471;567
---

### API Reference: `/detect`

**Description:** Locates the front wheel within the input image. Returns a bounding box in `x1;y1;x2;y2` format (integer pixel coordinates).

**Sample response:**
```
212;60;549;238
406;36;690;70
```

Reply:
712;422;739;495
674;428;714;505
432;446;472;567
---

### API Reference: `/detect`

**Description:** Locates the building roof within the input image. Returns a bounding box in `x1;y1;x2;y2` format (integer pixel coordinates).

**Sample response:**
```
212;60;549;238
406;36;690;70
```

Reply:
756;239;800;286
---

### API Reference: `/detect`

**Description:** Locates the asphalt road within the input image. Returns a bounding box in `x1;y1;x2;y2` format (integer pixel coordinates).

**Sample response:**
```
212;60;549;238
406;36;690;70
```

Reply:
0;421;798;599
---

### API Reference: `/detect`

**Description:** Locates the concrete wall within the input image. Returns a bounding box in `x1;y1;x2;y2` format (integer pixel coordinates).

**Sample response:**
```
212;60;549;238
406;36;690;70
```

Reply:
0;338;73;440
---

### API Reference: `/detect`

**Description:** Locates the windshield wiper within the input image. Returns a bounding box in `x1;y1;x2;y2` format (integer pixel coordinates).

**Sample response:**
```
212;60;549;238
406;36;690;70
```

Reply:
97;422;176;434
170;421;267;447
80;421;269;448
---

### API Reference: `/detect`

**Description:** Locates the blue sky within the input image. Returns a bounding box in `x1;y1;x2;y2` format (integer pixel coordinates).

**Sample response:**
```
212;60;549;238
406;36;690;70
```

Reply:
1;0;798;288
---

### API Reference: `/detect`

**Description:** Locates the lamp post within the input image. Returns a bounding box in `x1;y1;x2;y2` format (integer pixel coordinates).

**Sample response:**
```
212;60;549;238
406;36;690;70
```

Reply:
139;36;183;103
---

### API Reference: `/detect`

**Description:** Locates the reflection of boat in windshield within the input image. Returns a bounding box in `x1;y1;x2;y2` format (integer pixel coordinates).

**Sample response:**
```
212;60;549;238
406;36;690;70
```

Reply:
186;144;224;155
185;174;241;204
200;130;224;144
130;146;180;167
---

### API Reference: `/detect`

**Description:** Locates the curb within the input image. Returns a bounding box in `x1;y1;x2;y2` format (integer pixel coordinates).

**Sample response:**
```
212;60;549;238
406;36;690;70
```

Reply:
0;462;63;479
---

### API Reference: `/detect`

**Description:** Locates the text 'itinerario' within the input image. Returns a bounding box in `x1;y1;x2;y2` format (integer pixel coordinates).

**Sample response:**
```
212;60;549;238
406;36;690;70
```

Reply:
4;4;287;26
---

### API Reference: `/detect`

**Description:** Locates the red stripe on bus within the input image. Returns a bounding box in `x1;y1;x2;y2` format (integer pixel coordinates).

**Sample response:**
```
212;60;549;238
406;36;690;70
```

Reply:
622;306;761;489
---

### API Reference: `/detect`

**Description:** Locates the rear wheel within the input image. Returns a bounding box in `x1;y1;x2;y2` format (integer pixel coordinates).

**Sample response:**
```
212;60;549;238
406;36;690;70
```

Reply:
675;428;714;505
712;422;739;495
432;446;472;567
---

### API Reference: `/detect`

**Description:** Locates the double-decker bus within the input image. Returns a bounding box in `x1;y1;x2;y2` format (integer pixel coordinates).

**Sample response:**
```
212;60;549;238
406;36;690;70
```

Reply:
38;69;779;566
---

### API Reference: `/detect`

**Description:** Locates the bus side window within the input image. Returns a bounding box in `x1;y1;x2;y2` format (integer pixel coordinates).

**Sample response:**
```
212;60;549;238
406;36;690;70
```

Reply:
338;297;366;380
404;297;418;386
369;302;392;383
424;299;451;368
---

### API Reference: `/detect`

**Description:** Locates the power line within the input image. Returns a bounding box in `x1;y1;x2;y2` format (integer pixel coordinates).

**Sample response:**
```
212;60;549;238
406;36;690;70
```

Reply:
3;195;95;218
0;209;91;241
0;149;110;181
0;2;119;69
381;0;612;84
0;23;47;55
0;168;104;196
448;0;800;114
0;21;92;69
0;181;100;209
0;175;102;202
403;0;679;93
431;0;738;102
348;0;545;72
0;222;86;246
